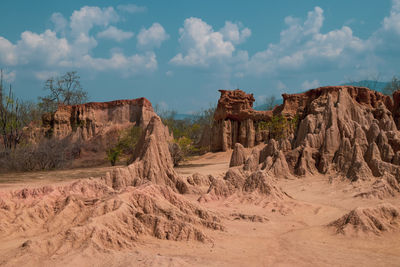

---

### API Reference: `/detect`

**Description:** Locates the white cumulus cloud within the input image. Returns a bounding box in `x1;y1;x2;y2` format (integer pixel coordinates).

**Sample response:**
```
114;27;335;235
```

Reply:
16;30;70;66
171;17;250;67
0;5;160;77
97;26;134;42
51;12;68;35
382;0;400;35
79;52;157;75
245;7;367;76
220;21;251;44
0;37;17;65
70;6;119;36
137;23;169;50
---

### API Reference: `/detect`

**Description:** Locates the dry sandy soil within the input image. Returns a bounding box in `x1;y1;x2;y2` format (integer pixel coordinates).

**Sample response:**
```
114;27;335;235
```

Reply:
1;151;400;267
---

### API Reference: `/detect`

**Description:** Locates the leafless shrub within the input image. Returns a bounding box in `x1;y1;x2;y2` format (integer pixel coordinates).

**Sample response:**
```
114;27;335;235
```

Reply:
264;95;276;110
0;137;82;172
169;142;183;166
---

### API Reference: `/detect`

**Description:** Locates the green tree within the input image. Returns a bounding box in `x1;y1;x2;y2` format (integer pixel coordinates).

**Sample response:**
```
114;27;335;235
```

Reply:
39;71;88;112
258;114;298;141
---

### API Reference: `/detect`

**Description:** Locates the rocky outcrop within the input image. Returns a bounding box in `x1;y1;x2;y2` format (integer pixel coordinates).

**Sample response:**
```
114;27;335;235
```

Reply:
211;87;400;151
219;86;400;188
213;89;272;122
211;89;272;151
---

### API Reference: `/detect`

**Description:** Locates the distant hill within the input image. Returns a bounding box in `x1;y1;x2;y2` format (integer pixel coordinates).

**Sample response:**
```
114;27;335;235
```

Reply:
173;113;198;120
342;80;389;93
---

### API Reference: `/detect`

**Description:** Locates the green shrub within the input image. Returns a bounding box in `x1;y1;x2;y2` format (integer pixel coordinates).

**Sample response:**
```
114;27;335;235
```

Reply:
106;147;121;166
258;114;299;140
118;126;142;155
106;125;142;166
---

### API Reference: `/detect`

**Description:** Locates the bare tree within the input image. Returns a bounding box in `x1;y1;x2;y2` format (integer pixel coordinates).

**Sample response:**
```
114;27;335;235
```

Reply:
0;69;4;110
383;76;400;96
39;71;88;112
264;95;276;110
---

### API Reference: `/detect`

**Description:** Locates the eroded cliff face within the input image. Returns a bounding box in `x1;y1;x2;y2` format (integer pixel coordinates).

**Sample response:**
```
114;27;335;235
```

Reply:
24;97;160;166
41;98;155;140
219;86;400;188
211;87;400;152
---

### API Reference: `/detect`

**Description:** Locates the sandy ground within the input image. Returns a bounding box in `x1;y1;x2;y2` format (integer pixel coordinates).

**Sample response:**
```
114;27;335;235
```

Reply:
0;165;119;189
175;151;232;177
1;151;400;266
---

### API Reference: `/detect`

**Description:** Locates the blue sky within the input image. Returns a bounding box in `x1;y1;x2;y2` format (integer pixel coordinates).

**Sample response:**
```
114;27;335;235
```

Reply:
0;0;399;112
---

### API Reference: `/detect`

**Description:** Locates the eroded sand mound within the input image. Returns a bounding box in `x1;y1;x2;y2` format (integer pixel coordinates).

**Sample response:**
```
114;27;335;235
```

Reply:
199;167;288;204
0;180;223;263
103;116;189;193
354;176;400;199
229;143;248;167
328;204;400;235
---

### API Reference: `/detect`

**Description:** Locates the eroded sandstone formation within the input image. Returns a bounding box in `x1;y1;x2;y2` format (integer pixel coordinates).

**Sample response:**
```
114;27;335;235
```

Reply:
211;89;272;151
219;86;400;190
25;97;161;166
